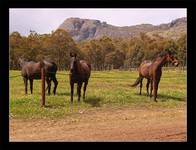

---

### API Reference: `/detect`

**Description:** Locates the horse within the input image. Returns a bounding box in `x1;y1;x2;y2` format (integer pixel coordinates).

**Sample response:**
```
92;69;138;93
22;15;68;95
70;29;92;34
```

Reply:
18;58;58;95
131;50;179;102
69;53;91;103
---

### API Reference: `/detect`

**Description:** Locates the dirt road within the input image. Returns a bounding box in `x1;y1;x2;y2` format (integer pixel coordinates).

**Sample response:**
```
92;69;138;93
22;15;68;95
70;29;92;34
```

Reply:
10;106;186;142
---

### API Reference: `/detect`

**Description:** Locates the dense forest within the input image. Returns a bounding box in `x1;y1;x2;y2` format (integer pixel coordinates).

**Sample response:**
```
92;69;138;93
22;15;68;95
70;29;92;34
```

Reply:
9;29;187;70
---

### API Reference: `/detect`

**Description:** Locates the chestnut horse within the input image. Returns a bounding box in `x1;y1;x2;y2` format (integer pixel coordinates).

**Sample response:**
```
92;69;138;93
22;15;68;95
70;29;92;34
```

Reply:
69;53;91;103
131;50;179;102
18;58;58;95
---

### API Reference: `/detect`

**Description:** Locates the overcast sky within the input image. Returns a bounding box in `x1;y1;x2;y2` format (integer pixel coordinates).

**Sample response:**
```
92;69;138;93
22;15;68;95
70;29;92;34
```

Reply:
9;8;186;36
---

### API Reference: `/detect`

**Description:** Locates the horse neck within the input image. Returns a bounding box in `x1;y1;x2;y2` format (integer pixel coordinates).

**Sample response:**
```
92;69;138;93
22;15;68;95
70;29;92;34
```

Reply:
71;59;80;75
75;60;82;74
154;56;167;69
19;60;27;67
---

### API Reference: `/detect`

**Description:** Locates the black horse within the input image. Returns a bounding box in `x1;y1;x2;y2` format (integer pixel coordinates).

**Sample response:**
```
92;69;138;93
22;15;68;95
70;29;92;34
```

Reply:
18;58;58;95
69;53;91;103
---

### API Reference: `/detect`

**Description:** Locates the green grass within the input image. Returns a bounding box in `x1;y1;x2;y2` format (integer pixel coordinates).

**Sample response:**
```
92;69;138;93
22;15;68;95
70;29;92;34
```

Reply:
9;70;186;119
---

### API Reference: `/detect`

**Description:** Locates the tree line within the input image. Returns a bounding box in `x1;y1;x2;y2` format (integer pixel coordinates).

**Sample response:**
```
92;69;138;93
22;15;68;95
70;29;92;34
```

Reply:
10;29;187;70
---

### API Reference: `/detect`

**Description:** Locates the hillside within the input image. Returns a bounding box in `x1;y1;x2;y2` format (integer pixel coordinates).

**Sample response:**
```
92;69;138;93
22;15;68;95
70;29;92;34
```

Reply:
58;17;187;41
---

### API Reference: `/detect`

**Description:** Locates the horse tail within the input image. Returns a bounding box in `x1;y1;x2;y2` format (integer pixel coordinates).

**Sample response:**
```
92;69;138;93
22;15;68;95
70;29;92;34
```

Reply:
87;63;91;70
131;76;143;87
53;62;58;72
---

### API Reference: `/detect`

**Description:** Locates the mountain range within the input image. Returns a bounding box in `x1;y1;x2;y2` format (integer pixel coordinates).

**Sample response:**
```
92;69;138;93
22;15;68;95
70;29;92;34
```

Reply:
58;17;187;42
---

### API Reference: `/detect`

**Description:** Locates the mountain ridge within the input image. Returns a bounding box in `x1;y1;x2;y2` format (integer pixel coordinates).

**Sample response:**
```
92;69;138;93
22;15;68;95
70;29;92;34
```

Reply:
58;17;187;41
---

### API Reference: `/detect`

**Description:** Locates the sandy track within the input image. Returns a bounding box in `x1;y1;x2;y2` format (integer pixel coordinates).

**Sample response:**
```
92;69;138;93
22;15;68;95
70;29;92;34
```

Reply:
10;106;186;142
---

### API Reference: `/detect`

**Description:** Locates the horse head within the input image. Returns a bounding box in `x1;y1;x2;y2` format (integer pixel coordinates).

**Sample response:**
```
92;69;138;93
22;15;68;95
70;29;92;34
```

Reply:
70;52;77;73
165;49;179;66
18;57;26;68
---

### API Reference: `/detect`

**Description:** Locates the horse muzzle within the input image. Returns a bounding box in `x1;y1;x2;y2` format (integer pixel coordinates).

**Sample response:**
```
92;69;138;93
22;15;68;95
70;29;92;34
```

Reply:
174;62;179;67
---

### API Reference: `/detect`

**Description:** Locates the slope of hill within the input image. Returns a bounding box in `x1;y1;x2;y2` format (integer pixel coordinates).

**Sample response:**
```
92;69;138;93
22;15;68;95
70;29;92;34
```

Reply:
58;17;187;41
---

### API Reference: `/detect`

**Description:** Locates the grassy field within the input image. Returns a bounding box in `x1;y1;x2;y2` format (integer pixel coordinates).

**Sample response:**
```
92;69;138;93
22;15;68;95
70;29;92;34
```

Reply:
9;70;186;119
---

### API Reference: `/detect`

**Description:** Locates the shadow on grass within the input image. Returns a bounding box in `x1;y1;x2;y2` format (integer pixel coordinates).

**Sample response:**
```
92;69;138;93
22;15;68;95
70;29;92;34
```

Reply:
83;96;102;107
134;93;185;102
55;92;71;96
158;94;185;102
134;93;148;97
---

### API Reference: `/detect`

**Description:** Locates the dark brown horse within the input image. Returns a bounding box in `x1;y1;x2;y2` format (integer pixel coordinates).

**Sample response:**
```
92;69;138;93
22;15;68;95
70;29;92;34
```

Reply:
69;53;91;103
131;50;179;102
18;58;58;95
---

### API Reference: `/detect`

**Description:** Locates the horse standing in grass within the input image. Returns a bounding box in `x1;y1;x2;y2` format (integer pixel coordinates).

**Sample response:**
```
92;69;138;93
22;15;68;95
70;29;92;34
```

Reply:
18;58;58;95
69;53;91;103
131;50;179;102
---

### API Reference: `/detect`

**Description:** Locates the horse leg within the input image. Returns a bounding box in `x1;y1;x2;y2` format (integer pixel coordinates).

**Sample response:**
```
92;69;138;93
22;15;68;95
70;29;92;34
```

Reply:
150;79;153;98
153;77;161;102
53;77;58;95
83;81;88;99
139;78;143;95
45;82;48;92
153;81;158;102
30;79;33;94
24;78;28;95
70;82;74;103
146;79;150;96
45;77;48;91
46;77;51;95
77;82;82;102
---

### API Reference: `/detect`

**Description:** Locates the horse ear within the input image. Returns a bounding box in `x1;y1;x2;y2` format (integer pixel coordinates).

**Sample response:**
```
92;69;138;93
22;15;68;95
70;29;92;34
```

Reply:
18;57;24;62
70;52;73;57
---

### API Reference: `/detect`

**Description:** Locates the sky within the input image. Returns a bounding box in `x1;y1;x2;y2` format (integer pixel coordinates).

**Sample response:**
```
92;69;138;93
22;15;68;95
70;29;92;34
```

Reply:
9;8;187;36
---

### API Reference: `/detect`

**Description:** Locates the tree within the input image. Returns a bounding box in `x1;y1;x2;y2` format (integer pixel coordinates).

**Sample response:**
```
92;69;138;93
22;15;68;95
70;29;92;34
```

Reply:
9;32;23;69
46;29;79;70
129;44;144;67
177;33;187;66
105;50;125;69
9;29;186;71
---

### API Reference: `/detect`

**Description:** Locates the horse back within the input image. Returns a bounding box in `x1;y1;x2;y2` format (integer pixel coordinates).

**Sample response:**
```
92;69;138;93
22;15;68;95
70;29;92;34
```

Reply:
21;62;42;78
139;60;152;78
79;60;91;75
43;60;58;76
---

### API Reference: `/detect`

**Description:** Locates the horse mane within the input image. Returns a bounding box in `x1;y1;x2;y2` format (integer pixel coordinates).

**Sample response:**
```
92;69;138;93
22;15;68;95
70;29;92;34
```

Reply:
158;51;167;57
151;50;170;62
